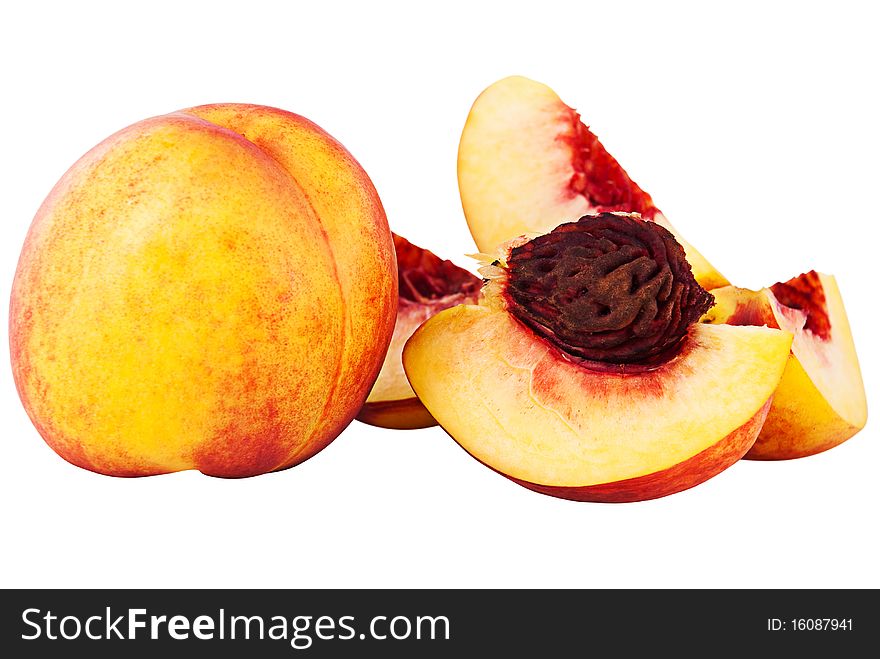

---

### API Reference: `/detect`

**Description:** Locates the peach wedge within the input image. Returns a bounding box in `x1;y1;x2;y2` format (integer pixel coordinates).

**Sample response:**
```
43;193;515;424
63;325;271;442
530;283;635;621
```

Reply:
704;272;867;459
458;75;728;290
403;214;792;502
358;234;481;429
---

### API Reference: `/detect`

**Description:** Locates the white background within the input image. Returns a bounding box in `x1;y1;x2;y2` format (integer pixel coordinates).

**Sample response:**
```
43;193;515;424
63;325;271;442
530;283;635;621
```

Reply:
1;1;878;589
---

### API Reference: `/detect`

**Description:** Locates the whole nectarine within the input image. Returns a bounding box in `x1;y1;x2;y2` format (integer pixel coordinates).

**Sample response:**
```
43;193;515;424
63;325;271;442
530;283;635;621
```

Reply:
10;104;397;477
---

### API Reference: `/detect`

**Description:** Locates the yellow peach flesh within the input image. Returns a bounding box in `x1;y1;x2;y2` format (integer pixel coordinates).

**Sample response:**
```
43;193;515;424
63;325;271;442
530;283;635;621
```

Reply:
459;77;587;252
358;234;481;430
403;304;792;492
358;302;439;429
457;75;728;290
366;305;430;404
707;275;867;459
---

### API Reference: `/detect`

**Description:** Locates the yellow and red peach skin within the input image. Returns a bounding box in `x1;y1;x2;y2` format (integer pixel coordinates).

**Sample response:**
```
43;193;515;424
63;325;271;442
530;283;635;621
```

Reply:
705;273;867;460
10;105;397;478
508;400;771;502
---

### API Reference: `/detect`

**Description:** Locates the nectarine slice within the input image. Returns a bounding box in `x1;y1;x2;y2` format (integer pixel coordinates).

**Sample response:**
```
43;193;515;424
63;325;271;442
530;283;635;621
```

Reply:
358;234;481;429
403;213;792;502
704;272;867;459
458;75;728;290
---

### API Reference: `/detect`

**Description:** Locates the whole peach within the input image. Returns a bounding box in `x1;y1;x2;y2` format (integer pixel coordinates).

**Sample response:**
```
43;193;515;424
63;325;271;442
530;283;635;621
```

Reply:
10;105;397;477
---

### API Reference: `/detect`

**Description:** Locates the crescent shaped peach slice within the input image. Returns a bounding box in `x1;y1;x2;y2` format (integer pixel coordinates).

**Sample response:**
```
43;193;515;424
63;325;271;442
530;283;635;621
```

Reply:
458;75;728;290
403;304;792;502
705;272;867;459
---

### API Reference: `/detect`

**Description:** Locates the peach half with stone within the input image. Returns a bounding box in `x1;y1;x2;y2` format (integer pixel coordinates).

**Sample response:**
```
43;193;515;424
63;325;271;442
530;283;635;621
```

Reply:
403;213;792;502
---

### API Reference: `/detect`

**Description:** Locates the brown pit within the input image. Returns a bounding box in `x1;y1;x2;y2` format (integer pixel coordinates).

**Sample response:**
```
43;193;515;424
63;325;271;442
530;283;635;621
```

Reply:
394;233;481;304
504;213;714;366
770;271;831;341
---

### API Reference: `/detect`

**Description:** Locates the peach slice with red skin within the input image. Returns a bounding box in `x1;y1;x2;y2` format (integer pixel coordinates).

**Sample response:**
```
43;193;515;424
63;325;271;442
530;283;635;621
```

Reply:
358;233;481;429
403;213;792;502
703;272;867;459
458;75;729;290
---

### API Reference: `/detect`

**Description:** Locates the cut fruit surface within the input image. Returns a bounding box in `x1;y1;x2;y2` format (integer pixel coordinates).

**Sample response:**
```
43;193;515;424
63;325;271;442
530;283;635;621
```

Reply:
705;272;867;459
404;306;790;501
358;233;481;429
458;75;728;290
403;215;791;502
